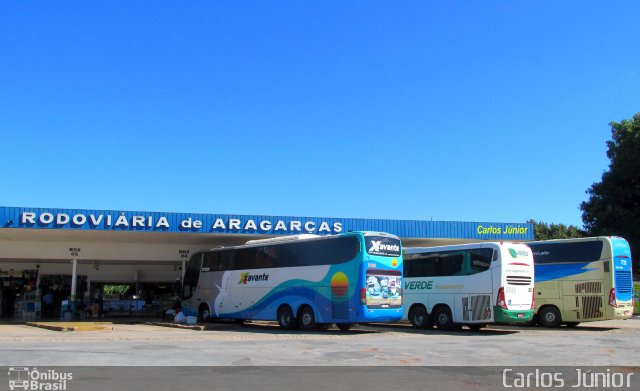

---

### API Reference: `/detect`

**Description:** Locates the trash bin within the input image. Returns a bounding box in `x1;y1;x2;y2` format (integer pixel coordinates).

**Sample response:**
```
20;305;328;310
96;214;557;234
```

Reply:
60;300;70;320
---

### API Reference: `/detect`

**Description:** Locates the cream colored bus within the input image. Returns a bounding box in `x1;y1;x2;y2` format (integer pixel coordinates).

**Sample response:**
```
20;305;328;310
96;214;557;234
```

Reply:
527;236;634;327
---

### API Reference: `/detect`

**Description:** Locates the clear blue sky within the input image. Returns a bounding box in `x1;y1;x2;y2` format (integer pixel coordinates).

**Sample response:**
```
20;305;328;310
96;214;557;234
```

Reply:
1;2;638;227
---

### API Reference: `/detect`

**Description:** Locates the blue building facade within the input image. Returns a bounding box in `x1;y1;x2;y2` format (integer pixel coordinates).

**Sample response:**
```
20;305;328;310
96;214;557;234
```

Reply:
0;206;534;241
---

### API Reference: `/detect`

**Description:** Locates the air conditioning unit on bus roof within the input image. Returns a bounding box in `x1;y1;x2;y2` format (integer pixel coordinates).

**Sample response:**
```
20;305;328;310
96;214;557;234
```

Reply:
245;234;321;245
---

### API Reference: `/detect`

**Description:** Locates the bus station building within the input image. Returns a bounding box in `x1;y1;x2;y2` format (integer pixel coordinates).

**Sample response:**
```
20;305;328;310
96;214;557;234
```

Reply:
0;206;533;321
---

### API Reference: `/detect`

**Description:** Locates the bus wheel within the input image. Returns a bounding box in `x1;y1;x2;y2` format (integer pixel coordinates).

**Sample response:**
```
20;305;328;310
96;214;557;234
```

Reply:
564;322;580;328
336;323;353;331
539;306;562;328
299;306;318;331
277;305;298;330
468;324;486;331
434;307;455;331
409;305;430;329
198;304;211;323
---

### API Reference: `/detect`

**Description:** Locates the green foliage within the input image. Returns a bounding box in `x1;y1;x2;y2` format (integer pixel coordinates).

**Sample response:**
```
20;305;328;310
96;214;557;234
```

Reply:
580;113;640;265
526;219;585;241
103;284;131;297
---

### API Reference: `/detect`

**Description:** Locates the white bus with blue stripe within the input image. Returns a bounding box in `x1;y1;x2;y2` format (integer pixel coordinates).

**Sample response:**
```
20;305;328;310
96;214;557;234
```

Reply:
179;232;403;330
527;236;634;327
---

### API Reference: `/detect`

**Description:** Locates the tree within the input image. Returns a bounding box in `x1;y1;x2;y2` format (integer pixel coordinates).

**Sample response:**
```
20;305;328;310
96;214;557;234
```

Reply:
580;113;640;267
527;219;585;240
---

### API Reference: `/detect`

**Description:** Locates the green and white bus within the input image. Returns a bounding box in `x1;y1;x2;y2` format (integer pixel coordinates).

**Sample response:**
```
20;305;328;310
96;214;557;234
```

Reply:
527;236;634;327
403;242;535;331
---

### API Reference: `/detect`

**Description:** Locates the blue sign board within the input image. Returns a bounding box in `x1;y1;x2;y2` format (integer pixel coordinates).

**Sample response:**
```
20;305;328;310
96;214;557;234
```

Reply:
0;206;534;241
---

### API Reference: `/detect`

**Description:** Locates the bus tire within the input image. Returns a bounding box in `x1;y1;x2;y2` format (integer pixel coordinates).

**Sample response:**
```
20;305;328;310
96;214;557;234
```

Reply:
336;323;353;331
434;306;455;331
198;304;211;323
298;306;318;331
539;306;562;328
277;305;298;330
408;305;430;329
468;324;486;331
564;322;580;328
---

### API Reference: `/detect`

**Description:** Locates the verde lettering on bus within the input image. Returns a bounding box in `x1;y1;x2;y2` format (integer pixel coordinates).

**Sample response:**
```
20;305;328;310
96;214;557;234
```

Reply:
404;281;434;290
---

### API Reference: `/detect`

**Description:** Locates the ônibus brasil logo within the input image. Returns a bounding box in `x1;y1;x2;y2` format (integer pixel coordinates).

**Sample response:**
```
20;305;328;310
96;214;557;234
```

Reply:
369;241;400;254
238;272;270;284
8;367;73;390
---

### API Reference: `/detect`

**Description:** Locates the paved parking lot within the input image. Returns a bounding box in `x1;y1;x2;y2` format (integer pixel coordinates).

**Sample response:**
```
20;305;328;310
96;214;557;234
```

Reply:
1;317;639;366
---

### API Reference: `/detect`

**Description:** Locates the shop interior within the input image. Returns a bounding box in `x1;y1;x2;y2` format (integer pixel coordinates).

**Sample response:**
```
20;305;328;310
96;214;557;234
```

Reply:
0;266;178;321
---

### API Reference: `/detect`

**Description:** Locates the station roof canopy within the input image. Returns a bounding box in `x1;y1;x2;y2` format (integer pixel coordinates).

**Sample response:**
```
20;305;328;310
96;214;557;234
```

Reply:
0;206;534;263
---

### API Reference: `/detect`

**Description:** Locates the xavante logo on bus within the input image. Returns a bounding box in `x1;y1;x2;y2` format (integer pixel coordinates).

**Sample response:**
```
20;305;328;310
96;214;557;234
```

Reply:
238;272;269;284
368;241;400;253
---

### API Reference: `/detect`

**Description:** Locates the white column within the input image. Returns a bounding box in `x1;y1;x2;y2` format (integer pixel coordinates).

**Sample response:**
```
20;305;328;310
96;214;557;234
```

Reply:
70;259;78;317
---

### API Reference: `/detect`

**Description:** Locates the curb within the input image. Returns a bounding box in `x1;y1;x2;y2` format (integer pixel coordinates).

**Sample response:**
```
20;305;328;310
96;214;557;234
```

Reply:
25;322;114;332
145;321;205;331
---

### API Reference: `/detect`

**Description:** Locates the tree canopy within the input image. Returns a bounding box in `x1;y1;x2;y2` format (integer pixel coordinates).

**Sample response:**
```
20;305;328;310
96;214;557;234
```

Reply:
527;219;585;241
580;113;640;264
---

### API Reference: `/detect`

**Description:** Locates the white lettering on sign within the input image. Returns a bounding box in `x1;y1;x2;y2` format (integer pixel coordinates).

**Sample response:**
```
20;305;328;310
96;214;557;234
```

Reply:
40;213;54;224
212;218;225;229
180;217;203;229
56;213;70;225
260;220;272;230
115;215;129;227
72;214;87;225
18;212;344;233
229;219;241;230
22;212;36;223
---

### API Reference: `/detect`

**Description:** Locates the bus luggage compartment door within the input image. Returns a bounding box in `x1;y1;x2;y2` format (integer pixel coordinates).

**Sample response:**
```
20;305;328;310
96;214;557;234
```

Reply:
462;295;492;321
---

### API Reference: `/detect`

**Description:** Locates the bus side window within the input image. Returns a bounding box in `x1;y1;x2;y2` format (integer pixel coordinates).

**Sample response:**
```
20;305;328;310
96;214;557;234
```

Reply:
220;251;235;271
445;254;464;276
202;252;219;272
469;249;492;274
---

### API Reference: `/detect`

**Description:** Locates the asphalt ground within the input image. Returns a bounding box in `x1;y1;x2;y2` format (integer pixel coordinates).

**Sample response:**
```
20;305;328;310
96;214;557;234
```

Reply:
1;317;639;367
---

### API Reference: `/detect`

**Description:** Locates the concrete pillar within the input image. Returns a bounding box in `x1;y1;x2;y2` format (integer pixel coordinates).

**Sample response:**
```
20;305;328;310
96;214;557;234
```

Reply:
70;259;78;318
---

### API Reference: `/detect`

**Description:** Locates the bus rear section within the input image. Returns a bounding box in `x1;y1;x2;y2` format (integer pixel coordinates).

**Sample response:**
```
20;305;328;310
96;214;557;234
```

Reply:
608;237;634;319
528;236;634;327
494;243;535;323
358;234;404;324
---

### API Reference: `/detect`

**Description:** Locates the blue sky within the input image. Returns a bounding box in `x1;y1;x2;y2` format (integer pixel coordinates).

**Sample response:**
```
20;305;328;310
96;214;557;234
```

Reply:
1;2;638;227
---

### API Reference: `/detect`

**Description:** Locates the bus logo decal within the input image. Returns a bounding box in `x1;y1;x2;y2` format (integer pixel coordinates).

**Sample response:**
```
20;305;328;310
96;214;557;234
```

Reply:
369;241;400;253
238;272;270;284
508;248;529;258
